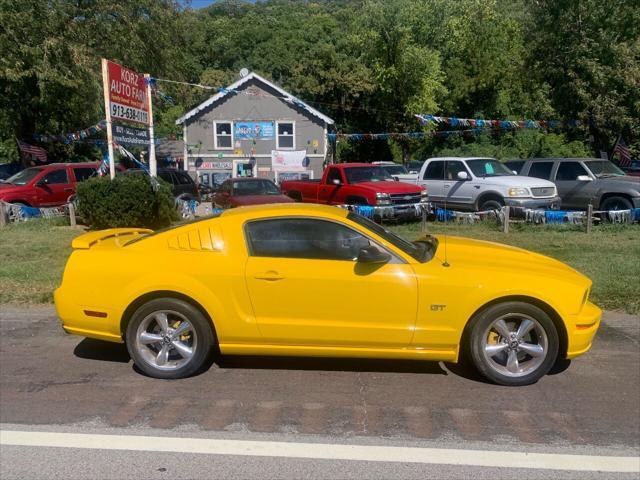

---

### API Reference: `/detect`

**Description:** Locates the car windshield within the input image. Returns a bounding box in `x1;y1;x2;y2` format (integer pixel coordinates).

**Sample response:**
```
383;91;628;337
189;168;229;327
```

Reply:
5;167;43;185
381;165;409;175
584;160;626;177
347;212;437;263
344;166;394;183
466;159;515;177
232;180;281;195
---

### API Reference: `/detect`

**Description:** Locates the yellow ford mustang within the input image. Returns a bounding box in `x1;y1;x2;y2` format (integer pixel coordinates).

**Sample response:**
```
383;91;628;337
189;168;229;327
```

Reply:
55;204;601;386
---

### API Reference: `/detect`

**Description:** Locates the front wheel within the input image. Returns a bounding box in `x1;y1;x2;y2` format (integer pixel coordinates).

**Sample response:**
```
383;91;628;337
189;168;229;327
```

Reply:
478;198;504;211
467;302;559;386
600;196;632;211
126;298;215;379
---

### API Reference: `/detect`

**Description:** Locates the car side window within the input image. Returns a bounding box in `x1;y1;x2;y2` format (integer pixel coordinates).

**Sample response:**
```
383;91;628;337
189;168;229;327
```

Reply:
159;172;174;184
326;168;342;184
73;167;96;182
246;218;371;261
423;161;445;180
176;172;193;185
42;169;69;184
555;162;588;181
445;161;468;180
528;162;554;180
505;160;524;173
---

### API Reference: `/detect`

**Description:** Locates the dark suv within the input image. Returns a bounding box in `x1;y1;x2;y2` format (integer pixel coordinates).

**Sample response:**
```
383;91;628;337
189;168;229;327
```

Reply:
128;168;200;201
506;158;640;211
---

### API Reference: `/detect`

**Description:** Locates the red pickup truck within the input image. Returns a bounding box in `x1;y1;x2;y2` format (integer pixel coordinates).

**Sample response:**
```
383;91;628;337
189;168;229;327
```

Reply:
280;163;427;220
0;162;121;207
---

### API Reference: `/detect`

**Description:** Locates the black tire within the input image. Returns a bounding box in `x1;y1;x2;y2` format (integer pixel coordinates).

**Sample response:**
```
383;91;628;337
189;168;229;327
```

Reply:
125;298;215;379
466;301;559;386
478;197;504;211
600;196;632;211
346;196;368;205
288;191;303;202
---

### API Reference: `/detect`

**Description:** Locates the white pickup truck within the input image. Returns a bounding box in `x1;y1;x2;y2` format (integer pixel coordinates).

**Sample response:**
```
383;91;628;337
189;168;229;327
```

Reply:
416;157;561;211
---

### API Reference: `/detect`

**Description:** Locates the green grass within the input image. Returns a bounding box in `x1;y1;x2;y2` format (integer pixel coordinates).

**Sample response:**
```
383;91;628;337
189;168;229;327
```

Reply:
1;218;638;314
391;221;640;314
0;218;83;304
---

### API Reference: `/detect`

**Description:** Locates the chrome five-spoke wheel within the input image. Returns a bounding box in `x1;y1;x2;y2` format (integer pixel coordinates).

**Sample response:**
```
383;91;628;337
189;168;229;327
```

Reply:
135;310;197;371
468;301;559;386
482;314;548;377
126;298;215;379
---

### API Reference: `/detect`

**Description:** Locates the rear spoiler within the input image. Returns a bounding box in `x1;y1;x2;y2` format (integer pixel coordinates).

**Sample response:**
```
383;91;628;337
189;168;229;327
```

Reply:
71;228;153;249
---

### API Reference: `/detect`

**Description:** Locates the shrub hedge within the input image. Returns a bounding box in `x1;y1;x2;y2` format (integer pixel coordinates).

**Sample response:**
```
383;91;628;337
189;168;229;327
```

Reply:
76;174;178;230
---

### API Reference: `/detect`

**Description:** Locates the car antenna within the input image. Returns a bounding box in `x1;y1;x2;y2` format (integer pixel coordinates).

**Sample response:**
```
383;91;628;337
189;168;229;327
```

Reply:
442;160;450;267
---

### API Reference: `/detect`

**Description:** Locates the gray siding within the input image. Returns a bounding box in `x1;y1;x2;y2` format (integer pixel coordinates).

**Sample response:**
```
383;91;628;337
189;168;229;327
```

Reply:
183;78;328;180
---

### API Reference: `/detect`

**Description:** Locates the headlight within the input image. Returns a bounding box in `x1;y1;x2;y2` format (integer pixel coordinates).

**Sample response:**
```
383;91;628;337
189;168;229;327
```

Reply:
375;192;391;205
508;187;530;197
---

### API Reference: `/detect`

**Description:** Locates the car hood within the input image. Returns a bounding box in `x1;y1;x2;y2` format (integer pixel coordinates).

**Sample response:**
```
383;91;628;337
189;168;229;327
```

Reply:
595;175;640;191
474;175;556;188
353;181;423;194
231;194;295;206
428;235;589;285
0;183;27;195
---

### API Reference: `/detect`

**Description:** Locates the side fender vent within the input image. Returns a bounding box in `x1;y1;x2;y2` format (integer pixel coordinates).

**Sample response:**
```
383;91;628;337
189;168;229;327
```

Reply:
167;226;224;251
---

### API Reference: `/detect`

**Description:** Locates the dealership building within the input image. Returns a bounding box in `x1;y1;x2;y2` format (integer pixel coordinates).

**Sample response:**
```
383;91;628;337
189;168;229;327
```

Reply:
175;71;334;188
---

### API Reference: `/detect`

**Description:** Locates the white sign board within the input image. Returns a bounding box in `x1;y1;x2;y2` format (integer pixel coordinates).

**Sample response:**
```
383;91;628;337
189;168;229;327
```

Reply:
271;150;307;172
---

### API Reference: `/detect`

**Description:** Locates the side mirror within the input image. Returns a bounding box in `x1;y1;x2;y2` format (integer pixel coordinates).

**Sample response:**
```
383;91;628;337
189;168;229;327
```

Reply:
457;171;469;180
357;245;391;264
331;178;341;186
512;170;518;175
577;175;593;182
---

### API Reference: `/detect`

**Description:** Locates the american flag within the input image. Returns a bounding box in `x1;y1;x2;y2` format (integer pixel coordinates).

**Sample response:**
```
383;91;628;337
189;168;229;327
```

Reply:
16;140;48;162
614;137;632;168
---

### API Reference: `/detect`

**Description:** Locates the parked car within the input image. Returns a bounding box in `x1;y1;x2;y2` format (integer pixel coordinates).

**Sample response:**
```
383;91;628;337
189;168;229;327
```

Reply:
0;162;121;207
619;160;640;177
406;160;424;173
55;203;600;386
505;158;640;211
372;161;419;182
280;163;427;220
128;168;200;202
214;178;294;208
416;157;560;211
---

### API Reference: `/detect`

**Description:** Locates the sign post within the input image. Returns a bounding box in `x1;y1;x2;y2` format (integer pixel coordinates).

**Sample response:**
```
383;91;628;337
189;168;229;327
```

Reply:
101;59;116;179
144;73;157;177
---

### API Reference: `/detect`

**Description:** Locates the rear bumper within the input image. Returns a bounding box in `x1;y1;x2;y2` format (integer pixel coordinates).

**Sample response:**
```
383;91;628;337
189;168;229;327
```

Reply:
565;301;602;359
54;287;123;343
505;196;561;210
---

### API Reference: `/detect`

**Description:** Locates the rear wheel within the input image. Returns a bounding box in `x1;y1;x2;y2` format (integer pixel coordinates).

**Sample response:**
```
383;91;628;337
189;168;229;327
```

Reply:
467;302;559;386
125;298;215;379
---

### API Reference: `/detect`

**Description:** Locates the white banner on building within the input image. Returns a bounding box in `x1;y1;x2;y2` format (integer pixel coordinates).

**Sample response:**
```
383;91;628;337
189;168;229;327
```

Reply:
271;150;307;172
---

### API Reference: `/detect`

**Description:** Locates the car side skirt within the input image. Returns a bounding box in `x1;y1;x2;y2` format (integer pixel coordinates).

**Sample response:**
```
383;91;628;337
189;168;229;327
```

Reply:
219;343;459;362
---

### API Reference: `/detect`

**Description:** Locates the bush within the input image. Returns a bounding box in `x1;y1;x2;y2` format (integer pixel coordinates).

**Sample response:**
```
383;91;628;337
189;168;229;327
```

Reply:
76;174;178;230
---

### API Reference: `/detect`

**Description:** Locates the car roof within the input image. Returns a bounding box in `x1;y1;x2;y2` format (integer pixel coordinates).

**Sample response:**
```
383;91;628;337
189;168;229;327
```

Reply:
218;203;349;220
525;158;603;162
227;177;273;182
426;157;496;161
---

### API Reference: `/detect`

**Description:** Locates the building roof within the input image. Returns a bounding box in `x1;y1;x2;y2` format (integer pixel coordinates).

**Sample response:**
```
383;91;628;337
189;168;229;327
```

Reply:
175;72;334;126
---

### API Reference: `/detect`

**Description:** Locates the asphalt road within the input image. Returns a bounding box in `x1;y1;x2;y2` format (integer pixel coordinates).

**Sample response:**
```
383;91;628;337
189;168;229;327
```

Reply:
1;305;638;479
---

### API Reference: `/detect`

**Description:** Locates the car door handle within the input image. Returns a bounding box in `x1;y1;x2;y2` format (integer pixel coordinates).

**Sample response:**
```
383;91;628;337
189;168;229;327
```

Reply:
254;271;284;281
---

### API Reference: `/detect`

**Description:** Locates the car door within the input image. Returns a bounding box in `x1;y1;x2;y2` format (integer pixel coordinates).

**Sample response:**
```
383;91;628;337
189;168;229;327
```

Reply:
553;161;596;209
418;161;445;203
318;167;343;204
35;168;74;206
244;217;418;347
443;161;474;207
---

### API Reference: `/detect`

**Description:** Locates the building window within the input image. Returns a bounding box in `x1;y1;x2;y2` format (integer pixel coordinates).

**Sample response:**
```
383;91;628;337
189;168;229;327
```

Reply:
276;121;295;149
214;121;233;150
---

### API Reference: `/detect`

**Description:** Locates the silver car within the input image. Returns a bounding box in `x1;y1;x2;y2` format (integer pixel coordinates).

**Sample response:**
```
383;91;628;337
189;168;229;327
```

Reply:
506;158;640;211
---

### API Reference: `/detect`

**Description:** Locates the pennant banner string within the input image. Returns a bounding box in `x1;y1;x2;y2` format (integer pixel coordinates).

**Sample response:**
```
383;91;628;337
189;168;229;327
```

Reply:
415;114;584;130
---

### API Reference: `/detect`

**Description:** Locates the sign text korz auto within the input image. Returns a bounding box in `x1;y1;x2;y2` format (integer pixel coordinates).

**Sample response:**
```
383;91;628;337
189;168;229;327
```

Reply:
107;61;149;125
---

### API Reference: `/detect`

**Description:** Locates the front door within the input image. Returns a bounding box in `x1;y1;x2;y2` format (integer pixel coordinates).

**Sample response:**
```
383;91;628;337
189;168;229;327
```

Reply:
244;217;418;347
553;161;596;209
443;160;474;207
35;168;74;206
